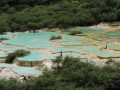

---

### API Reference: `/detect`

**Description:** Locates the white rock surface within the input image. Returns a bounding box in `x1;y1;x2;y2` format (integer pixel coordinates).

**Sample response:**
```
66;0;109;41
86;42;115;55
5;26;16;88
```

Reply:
0;67;20;80
0;67;35;82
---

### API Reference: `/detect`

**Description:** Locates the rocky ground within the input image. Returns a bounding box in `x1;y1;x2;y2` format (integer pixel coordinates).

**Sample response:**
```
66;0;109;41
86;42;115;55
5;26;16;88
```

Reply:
0;67;36;82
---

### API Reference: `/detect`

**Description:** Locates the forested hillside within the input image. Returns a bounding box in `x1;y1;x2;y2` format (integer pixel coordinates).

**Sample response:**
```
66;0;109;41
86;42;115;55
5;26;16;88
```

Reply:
0;0;120;33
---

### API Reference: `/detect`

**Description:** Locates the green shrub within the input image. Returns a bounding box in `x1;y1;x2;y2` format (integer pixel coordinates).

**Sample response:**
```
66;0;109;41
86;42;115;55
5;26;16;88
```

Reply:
14;49;30;57
5;49;30;63
50;35;62;40
70;30;83;35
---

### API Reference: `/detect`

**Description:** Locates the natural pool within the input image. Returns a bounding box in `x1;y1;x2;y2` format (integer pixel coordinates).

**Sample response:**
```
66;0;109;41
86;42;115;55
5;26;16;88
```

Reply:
18;52;86;61
0;51;6;57
103;30;120;40
0;25;120;76
1;26;120;60
6;32;59;49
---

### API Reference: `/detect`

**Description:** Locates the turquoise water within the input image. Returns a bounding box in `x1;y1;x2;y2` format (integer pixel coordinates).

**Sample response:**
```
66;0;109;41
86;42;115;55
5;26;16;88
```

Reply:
69;27;104;33
0;45;16;50
1;28;120;78
52;47;89;54
0;45;26;51
103;31;120;39
61;35;85;41
108;23;119;26
90;27;109;30
18;53;59;61
18;52;86;61
61;41;84;46
0;63;42;76
68;27;107;41
0;51;6;57
0;29;120;61
93;41;120;50
63;32;71;34
12;67;42;76
6;38;52;48
81;46;120;57
0;35;11;39
6;32;60;48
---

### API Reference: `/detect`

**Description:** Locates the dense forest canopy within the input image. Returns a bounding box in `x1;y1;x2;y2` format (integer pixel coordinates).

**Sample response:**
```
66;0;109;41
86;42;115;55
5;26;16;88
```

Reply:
0;0;120;33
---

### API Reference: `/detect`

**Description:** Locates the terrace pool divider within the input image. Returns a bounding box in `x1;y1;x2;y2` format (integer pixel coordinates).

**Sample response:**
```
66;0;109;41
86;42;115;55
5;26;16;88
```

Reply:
0;57;6;63
2;41;50;50
92;44;120;51
14;58;45;67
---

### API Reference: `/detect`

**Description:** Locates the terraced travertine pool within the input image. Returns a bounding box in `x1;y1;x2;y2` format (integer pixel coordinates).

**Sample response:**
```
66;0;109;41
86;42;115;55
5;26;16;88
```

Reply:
103;30;120;40
0;24;120;76
1;26;120;59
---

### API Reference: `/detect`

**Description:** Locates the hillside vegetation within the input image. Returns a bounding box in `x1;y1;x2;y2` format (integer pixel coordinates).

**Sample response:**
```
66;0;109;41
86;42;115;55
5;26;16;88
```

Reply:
0;0;120;34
